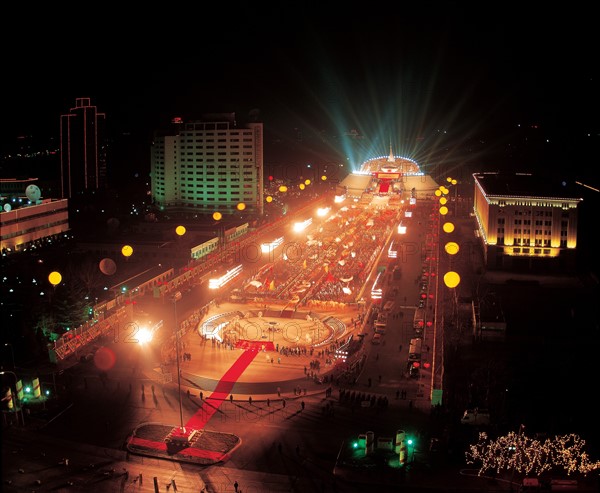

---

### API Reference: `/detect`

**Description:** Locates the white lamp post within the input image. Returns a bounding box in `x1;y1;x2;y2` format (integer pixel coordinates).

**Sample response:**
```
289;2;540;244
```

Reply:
171;291;185;433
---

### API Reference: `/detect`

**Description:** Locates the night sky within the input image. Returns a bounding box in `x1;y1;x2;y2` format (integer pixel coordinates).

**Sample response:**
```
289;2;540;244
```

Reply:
2;4;598;182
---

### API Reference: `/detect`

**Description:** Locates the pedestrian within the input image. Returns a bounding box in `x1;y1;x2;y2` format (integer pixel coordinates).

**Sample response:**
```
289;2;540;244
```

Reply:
200;391;203;400
301;400;305;411
282;399;286;408
248;396;252;405
234;480;239;492
267;398;270;406
230;394;234;403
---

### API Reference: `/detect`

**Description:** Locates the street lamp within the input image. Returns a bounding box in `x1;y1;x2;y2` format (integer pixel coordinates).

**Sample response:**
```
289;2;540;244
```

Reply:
4;343;15;369
171;291;185;434
0;370;25;426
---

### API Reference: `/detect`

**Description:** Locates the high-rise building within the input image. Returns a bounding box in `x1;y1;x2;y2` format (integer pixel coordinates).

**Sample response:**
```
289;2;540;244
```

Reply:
472;171;583;272
150;114;264;216
59;97;106;199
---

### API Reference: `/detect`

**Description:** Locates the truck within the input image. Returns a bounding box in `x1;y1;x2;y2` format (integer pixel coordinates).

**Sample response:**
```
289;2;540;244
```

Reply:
374;312;388;334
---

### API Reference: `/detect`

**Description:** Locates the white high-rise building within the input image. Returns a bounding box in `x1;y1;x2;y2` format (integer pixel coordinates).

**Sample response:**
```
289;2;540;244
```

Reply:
150;113;263;216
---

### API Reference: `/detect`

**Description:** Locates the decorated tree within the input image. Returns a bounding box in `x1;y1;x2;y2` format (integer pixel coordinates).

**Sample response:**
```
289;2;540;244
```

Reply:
466;430;600;477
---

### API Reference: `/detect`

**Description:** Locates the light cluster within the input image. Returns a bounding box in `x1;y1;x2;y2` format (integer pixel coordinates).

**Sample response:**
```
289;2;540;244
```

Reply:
465;431;600;477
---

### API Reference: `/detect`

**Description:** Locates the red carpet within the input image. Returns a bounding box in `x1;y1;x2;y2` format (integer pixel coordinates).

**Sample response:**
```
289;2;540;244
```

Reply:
185;348;259;429
379;180;390;193
128;347;260;459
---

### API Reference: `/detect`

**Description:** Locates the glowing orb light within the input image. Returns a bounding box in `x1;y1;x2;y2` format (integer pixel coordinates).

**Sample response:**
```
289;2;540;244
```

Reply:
445;242;460;255
444;271;461;288
48;271;62;286
121;245;133;257
442;222;455;233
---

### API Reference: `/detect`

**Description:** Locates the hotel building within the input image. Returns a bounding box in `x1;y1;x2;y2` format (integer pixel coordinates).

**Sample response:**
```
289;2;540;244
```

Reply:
472;172;583;271
150;114;264;216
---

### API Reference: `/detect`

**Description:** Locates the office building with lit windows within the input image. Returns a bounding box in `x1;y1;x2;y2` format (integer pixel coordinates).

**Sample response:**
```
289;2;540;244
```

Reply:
472;172;583;271
150;114;264;216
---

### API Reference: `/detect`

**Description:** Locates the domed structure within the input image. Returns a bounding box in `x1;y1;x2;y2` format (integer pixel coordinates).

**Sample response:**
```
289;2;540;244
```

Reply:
25;184;41;203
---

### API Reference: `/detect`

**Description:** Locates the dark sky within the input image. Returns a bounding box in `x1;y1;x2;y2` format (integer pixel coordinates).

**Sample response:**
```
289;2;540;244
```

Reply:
2;3;598;178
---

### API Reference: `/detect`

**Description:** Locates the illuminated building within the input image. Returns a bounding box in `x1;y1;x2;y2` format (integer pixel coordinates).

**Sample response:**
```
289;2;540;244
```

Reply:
59;97;107;199
337;145;438;198
472;172;583;271
150;113;264;216
0;198;69;255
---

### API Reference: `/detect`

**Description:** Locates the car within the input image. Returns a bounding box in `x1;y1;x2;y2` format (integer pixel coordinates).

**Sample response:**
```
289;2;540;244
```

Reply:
372;333;382;344
460;408;490;426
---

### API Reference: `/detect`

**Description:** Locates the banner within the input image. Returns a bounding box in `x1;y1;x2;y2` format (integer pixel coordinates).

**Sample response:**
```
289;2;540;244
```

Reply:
32;377;41;398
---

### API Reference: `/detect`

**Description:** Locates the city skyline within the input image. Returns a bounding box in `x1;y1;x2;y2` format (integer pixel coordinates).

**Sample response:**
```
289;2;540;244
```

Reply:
2;5;598;183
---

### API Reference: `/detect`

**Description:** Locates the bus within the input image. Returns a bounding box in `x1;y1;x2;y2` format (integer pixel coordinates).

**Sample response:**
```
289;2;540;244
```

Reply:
374;312;388;334
408;337;422;361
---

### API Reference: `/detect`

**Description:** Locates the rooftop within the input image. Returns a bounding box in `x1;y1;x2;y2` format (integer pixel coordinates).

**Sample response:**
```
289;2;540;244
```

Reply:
473;172;583;200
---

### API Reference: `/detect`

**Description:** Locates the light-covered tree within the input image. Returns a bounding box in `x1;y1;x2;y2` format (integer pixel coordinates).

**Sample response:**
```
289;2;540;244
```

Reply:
466;431;600;477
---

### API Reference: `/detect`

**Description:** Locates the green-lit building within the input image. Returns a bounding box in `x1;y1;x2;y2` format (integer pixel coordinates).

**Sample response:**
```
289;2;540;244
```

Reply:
150;113;264;216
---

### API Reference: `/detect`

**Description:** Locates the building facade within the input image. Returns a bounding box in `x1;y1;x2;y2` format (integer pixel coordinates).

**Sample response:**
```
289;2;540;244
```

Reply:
59;97;107;199
150;114;264;216
0;197;70;254
472;172;583;272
